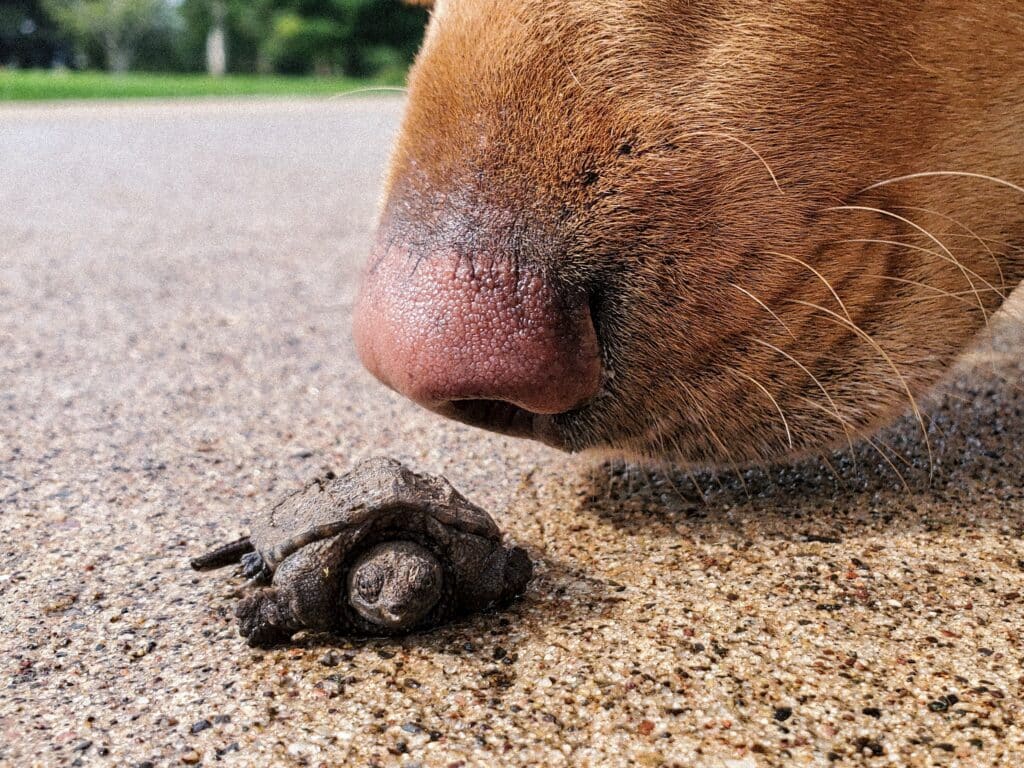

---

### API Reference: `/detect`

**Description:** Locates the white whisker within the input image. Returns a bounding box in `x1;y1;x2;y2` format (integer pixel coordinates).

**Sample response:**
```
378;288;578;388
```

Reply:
787;298;934;475
731;369;795;451
750;337;856;456
730;283;797;339
861;171;1024;197
687;131;783;193
326;85;409;100
829;206;994;326
894;205;1007;292
838;238;1005;301
766;250;853;323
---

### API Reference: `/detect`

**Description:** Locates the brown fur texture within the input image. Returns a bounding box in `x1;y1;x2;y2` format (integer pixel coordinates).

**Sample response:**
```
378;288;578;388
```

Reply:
367;1;1024;467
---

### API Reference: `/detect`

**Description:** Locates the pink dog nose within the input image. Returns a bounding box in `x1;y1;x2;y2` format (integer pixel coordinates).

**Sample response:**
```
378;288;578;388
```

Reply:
353;247;602;437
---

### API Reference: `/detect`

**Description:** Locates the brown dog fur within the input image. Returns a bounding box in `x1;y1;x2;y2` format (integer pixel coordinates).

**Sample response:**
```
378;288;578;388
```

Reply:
371;1;1024;467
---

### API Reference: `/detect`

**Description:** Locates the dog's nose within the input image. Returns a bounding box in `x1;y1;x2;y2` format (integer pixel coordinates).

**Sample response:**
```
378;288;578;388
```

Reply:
353;246;602;434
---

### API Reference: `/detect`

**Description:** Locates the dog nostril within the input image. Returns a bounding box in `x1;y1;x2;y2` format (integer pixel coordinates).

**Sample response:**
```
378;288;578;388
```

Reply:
441;400;539;439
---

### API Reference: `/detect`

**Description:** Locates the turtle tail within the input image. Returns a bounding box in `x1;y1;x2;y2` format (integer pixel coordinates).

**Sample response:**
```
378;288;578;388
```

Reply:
190;536;255;571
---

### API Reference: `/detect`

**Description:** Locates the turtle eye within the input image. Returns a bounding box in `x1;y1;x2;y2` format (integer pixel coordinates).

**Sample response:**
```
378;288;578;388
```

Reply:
355;570;384;602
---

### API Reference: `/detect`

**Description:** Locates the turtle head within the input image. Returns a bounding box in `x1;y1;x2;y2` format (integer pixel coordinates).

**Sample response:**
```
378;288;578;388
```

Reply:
347;541;443;631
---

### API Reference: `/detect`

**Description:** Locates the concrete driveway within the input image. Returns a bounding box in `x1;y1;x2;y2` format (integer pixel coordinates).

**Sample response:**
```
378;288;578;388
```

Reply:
1;98;1022;767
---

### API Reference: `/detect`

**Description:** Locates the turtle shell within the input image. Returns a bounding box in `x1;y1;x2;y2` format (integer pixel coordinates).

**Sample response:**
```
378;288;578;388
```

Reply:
251;457;502;570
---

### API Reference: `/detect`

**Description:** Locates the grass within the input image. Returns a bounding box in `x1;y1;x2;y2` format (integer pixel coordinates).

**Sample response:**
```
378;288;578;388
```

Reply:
0;69;406;102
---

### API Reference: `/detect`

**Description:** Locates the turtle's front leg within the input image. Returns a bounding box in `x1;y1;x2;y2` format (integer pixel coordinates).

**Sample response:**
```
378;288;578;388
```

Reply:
235;588;296;647
235;539;345;646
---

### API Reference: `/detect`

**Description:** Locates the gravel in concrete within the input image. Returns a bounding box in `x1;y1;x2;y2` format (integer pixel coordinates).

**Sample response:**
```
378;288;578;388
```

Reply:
1;98;1023;767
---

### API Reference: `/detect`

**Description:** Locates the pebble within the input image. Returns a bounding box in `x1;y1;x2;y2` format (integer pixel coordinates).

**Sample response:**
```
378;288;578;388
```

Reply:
314;675;345;698
190;719;212;734
773;706;793;722
320;651;341;667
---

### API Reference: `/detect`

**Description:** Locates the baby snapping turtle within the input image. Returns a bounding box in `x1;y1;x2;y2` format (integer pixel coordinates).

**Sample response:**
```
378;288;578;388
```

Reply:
191;458;532;647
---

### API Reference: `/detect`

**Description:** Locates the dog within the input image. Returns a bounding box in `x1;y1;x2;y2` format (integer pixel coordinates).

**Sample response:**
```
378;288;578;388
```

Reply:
354;0;1024;468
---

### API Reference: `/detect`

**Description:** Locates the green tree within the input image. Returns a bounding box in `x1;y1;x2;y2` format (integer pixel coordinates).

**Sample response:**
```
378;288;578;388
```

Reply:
178;0;278;74
44;0;175;72
264;1;352;76
229;0;276;73
1;1;65;68
178;0;426;77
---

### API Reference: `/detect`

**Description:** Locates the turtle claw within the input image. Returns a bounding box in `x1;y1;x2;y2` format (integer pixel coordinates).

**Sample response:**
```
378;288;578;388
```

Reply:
235;589;293;648
241;551;271;583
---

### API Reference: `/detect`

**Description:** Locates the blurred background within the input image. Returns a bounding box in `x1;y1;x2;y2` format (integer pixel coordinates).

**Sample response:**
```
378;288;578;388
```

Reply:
0;0;429;99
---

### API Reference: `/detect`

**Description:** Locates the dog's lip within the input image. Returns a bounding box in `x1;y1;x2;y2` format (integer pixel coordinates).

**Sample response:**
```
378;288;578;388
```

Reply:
433;399;567;448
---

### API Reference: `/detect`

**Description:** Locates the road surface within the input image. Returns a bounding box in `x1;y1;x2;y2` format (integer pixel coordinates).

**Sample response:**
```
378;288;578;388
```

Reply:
2;98;1023;767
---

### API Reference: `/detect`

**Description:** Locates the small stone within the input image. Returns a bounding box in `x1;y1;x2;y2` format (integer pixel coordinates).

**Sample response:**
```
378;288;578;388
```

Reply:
773;706;793;722
855;738;884;757
44;593;79;613
636;751;666;767
314;675;345;698
181;750;201;765
723;759;758;768
191;719;212;734
927;694;958;712
129;640;157;659
637;720;655;735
